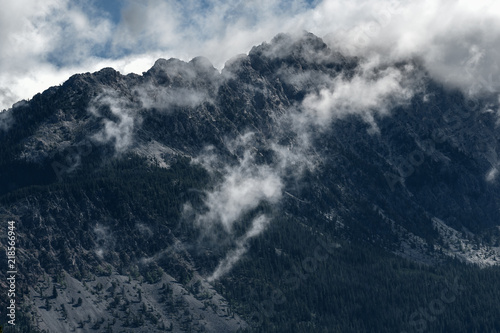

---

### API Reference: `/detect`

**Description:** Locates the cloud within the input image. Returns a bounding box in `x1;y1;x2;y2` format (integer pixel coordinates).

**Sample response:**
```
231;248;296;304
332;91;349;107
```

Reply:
207;214;270;282
2;0;500;111
193;135;283;232
486;167;498;182
89;89;140;153
0;88;18;113
0;0;317;110
300;62;416;133
0;109;14;132
320;0;500;96
112;0;181;53
134;85;211;111
94;223;115;259
189;128;315;280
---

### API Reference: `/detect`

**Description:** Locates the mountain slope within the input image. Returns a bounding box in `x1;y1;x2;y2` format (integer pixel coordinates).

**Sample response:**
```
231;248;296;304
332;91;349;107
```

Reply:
1;32;500;332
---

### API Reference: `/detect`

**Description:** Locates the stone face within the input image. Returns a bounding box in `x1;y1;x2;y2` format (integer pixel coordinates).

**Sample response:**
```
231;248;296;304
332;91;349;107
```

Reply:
1;31;500;332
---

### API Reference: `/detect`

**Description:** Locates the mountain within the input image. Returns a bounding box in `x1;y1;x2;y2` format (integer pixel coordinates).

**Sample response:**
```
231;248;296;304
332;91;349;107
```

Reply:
1;31;500;332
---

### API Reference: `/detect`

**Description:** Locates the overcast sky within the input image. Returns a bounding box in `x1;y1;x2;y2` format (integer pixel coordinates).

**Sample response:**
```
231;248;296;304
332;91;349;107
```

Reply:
1;0;499;110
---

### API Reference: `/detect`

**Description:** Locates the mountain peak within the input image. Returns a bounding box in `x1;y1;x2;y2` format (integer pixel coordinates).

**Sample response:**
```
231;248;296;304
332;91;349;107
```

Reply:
250;31;329;60
189;56;215;70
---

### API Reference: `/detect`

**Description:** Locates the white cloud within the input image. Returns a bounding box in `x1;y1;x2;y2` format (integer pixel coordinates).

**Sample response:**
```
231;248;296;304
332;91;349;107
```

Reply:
93;223;115;258
320;0;500;95
486;167;498;182
300;63;415;133
194;142;283;232
2;0;499;110
0;0;113;109
4;0;499;281
89;89;140;153
207;214;270;282
135;86;209;110
189;125;318;280
112;0;181;53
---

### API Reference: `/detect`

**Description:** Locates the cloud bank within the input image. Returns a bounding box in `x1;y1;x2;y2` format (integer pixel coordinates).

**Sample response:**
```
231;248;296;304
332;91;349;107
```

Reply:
300;62;416;133
2;0;500;111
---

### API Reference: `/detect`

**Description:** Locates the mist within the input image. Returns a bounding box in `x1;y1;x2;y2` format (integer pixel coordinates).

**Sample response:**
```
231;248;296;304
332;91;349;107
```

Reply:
0;109;14;132
187;33;426;281
88;89;141;153
3;1;500;110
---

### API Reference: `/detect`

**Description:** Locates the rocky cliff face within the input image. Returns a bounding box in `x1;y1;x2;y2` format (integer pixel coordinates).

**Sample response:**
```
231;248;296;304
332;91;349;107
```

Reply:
1;32;500;332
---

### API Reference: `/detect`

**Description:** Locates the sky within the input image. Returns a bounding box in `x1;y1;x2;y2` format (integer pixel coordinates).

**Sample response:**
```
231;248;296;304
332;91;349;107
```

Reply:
1;0;500;111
